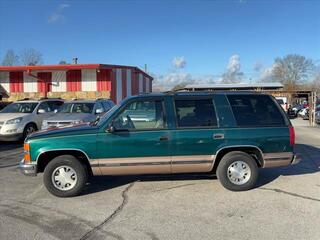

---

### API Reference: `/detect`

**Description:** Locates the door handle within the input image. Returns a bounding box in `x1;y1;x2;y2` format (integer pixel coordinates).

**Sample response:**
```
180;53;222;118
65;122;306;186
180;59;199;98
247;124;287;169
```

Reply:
213;133;224;139
159;136;169;141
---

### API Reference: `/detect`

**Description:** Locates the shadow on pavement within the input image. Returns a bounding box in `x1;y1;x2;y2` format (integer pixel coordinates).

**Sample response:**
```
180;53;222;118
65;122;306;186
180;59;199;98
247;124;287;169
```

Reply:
82;143;319;195
0;141;23;151
257;143;320;187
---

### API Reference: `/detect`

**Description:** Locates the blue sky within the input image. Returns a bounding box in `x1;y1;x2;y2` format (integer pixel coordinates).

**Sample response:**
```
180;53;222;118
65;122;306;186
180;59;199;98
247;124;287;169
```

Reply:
0;0;319;88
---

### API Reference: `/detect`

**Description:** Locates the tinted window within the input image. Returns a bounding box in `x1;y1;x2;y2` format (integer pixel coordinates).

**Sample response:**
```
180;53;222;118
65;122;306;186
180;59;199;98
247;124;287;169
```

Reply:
1;102;38;113
37;102;51;113
113;100;166;130
47;101;63;112
175;99;217;127
227;95;286;127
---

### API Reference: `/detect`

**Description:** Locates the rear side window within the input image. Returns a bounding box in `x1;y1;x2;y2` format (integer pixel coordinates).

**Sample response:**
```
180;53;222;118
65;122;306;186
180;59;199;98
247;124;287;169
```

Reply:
175;99;217;127
227;95;286;127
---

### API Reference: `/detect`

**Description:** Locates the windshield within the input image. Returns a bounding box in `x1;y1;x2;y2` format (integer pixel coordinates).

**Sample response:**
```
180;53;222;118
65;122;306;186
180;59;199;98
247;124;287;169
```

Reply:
58;103;94;114
1;102;38;113
93;104;118;126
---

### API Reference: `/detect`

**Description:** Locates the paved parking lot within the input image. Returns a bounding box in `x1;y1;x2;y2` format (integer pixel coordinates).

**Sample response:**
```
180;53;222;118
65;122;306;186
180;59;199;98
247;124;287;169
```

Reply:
0;118;319;240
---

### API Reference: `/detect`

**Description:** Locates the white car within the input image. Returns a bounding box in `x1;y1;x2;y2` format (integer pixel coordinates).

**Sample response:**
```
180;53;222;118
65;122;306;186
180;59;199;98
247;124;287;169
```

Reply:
0;98;64;141
298;108;309;118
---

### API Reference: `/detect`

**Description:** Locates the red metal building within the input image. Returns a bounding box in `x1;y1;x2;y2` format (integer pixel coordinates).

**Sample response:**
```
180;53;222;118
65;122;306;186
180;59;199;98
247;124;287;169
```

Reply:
0;64;153;103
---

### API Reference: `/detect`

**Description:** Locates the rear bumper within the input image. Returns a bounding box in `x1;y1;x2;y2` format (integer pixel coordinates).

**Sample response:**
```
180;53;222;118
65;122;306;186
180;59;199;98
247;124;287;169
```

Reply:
19;159;37;176
263;152;300;168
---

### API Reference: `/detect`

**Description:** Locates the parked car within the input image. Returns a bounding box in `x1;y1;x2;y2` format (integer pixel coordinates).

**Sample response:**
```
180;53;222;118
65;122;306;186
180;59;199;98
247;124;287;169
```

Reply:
0;101;12;111
41;99;115;130
292;104;304;116
20;92;299;197
298;107;309;118
275;97;287;111
316;110;320;125
0;98;64;141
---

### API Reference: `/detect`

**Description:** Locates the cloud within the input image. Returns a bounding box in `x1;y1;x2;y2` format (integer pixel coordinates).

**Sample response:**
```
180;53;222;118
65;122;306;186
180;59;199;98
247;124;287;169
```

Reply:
253;61;264;72
227;54;241;73
221;54;243;83
152;72;216;91
172;56;186;69
48;3;70;24
259;64;277;82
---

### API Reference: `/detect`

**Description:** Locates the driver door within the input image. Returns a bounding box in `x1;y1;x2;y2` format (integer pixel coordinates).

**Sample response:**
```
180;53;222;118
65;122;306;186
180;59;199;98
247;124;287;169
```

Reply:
96;98;171;175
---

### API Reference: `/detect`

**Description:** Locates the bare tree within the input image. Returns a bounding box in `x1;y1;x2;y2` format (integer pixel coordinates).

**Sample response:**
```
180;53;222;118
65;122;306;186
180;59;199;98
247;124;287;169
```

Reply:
272;54;315;91
20;48;43;65
1;49;19;66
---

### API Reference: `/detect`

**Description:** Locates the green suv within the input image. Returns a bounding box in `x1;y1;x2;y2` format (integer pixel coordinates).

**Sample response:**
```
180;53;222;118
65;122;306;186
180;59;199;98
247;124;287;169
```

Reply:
20;92;300;197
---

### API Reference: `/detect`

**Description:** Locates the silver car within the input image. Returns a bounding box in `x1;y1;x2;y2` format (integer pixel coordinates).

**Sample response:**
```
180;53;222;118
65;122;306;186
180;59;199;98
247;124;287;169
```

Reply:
41;99;115;130
0;98;64;141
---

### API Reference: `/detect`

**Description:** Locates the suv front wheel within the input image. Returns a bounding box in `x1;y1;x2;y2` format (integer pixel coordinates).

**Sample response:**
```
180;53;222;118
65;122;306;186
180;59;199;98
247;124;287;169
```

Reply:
43;155;88;197
217;151;258;191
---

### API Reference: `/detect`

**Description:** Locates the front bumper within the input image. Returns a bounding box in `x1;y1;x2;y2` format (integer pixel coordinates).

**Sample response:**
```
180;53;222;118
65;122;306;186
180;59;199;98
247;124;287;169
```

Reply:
19;159;37;176
0;133;23;141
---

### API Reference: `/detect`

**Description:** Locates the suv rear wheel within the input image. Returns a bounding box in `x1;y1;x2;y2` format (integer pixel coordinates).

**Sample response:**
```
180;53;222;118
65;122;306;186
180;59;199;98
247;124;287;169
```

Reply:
217;151;258;191
43;155;88;197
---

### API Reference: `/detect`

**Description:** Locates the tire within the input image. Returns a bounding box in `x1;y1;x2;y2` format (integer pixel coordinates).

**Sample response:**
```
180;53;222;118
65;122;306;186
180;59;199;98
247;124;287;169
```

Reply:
23;123;37;140
217;151;258;191
43;155;88;197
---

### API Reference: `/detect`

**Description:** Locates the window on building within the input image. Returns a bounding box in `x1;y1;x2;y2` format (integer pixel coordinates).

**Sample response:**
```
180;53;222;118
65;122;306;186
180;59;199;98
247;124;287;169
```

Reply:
175;99;217;127
112;100;166;130
227;95;286;127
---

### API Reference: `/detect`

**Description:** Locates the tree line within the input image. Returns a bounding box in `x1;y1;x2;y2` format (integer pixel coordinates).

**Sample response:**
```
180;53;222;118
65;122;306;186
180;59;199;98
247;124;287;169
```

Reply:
1;49;68;66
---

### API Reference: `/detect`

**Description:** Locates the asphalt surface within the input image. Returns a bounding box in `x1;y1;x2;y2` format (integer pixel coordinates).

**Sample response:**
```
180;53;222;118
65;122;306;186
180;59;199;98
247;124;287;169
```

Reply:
0;118;319;240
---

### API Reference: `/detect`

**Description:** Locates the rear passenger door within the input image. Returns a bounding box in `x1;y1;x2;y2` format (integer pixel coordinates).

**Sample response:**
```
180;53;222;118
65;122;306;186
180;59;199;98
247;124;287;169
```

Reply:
170;97;224;173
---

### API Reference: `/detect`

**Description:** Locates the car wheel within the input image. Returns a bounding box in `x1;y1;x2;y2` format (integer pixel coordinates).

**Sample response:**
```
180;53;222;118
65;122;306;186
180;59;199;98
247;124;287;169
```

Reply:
43;155;88;197
217;151;258;191
23;123;37;139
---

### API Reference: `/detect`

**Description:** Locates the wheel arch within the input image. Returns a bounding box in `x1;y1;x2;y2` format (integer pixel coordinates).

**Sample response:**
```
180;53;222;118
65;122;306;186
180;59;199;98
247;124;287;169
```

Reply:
36;149;93;176
212;145;264;172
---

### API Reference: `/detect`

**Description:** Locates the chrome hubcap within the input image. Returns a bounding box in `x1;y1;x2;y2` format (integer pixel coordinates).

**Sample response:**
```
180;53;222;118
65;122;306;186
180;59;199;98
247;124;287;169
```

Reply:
51;166;77;191
227;161;251;185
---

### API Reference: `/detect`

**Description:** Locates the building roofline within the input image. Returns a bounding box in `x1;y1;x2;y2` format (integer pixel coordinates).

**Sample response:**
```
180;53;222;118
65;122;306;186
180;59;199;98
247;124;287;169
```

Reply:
0;63;153;80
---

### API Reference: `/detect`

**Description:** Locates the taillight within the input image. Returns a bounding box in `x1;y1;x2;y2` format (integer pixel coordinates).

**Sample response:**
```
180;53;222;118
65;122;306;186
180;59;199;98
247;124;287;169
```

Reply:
289;126;295;146
24;143;31;163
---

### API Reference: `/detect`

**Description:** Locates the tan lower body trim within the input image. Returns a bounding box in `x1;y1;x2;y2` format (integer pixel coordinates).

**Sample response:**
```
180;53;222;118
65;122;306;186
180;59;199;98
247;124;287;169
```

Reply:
263;152;293;168
91;155;215;176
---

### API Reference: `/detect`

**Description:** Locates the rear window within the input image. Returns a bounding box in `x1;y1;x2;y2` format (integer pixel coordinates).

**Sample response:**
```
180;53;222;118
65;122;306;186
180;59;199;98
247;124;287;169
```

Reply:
227;95;286;127
175;99;217;127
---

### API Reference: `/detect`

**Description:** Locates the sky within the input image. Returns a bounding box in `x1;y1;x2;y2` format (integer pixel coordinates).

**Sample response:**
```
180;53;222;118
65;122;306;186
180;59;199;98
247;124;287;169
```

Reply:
0;0;319;89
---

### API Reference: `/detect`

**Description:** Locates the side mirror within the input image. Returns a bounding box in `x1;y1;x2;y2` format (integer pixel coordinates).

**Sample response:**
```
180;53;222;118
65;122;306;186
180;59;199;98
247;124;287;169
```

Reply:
38;109;46;114
95;108;103;114
106;124;115;133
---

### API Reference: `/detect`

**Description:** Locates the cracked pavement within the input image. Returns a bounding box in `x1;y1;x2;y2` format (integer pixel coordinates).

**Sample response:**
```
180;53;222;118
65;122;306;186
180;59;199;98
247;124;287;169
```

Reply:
0;118;319;240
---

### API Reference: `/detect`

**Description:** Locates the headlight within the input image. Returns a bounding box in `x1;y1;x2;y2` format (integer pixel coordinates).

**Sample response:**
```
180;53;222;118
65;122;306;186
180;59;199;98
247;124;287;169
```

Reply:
6;117;22;125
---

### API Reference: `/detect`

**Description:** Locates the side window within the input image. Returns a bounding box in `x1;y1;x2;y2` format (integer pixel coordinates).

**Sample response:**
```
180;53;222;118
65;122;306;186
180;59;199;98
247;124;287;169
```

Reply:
94;102;104;114
37;102;51;113
112;100;166;130
175;99;217;127
47;101;63;112
227;95;286;127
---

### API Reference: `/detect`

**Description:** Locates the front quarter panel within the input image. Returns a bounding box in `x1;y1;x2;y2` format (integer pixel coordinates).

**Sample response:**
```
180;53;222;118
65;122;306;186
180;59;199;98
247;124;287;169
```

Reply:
29;132;97;162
